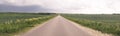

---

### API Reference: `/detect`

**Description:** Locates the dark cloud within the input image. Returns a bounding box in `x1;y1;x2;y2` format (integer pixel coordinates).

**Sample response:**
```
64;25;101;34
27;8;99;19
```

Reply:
0;4;53;13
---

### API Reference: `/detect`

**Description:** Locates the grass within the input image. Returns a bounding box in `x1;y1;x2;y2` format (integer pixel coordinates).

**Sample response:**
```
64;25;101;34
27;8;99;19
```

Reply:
0;13;56;36
62;14;120;36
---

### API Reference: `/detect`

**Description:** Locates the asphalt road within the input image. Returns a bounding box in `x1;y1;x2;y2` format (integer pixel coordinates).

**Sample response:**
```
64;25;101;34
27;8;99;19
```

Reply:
21;15;96;36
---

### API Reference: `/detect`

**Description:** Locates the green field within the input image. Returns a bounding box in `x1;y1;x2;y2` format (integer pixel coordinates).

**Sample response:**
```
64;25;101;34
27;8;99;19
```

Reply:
0;13;56;36
62;14;120;36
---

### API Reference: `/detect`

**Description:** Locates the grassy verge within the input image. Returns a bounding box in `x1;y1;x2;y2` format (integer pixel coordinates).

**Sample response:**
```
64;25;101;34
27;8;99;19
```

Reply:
0;13;56;36
62;14;120;36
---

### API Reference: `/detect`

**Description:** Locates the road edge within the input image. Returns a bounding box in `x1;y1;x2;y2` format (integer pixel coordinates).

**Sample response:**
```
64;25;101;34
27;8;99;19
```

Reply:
61;16;113;36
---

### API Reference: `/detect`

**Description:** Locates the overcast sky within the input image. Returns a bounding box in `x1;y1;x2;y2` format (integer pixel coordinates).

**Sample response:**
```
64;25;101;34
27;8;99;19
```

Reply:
0;0;120;14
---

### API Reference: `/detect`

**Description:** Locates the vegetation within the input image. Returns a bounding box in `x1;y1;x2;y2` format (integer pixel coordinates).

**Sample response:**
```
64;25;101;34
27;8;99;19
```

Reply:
0;13;56;36
62;14;120;36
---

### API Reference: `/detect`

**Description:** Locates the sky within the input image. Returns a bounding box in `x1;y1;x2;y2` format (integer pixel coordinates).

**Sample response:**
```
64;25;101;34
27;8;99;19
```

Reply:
0;0;120;14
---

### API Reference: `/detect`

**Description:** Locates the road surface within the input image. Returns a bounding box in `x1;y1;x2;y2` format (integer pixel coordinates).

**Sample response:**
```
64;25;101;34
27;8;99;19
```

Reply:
21;15;109;36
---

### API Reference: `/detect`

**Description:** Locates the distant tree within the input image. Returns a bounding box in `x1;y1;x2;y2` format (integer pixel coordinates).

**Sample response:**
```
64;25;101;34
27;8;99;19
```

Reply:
113;13;120;15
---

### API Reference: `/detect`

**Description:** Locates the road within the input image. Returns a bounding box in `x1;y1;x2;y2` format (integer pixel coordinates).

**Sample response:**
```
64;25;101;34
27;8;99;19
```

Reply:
21;15;108;36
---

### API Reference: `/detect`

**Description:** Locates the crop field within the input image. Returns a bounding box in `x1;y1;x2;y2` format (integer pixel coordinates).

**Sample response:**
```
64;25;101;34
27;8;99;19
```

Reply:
62;14;120;36
0;13;55;36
